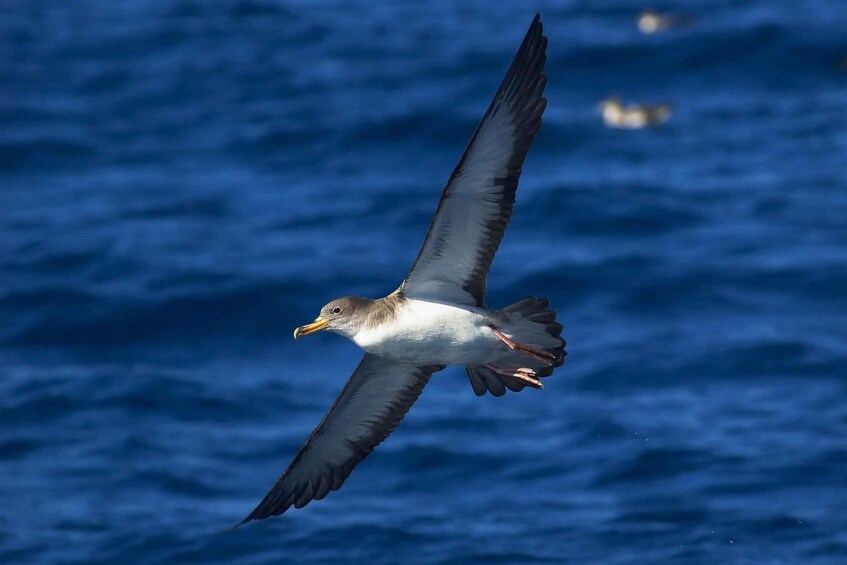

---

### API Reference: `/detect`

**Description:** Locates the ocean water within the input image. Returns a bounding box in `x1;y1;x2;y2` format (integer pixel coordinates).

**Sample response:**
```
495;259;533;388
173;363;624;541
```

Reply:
2;1;847;563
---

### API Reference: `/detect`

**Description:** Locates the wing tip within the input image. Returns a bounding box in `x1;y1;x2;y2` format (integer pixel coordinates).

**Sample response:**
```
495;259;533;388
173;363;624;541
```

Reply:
504;13;548;107
235;499;292;527
220;511;257;533
529;12;545;42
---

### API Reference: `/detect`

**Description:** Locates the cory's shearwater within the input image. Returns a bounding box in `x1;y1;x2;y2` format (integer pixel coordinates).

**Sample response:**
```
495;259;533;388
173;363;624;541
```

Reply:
239;13;566;525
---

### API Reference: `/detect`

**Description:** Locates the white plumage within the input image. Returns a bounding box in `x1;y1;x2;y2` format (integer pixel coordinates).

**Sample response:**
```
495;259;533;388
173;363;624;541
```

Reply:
353;299;496;365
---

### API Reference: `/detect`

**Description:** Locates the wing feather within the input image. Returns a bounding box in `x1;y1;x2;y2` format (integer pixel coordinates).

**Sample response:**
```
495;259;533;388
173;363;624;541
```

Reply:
399;14;548;306
239;354;443;523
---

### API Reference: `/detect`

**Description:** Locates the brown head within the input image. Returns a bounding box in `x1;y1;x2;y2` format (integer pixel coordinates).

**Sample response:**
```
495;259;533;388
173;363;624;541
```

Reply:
293;296;374;340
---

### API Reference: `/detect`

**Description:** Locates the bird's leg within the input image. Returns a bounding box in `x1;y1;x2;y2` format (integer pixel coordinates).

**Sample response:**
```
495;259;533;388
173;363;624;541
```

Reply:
489;326;557;364
484;364;543;389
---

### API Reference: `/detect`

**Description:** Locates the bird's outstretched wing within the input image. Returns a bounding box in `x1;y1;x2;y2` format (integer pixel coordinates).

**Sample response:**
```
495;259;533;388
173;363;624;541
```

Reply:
399;14;548;306
240;355;443;524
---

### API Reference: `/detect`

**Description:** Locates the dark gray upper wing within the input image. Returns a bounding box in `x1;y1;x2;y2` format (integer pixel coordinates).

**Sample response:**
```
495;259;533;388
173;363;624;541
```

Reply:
399;14;548;306
239;354;443;524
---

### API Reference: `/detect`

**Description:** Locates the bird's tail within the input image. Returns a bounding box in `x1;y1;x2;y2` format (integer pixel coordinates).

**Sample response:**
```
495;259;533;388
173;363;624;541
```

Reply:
466;296;566;396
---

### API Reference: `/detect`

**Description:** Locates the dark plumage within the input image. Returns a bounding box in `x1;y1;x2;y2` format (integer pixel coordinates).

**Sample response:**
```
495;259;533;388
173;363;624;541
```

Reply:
241;355;443;522
400;13;548;306
466;296;566;396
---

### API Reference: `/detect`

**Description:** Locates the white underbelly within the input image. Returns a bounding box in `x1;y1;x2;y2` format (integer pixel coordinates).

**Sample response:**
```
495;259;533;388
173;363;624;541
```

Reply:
352;299;498;366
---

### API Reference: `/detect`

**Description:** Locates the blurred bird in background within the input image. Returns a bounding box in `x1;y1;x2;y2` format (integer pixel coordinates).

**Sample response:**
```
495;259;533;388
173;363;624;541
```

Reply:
637;9;695;34
599;97;673;129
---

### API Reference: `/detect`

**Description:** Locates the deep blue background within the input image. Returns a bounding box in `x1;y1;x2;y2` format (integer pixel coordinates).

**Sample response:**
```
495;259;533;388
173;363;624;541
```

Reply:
2;1;847;563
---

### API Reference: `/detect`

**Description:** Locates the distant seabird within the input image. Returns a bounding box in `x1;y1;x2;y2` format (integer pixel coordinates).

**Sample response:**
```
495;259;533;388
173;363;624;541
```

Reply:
637;9;694;34
238;14;565;525
599;97;672;129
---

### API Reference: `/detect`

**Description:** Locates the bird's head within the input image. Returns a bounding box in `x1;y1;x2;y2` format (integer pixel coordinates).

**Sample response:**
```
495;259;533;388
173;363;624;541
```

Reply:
293;296;372;340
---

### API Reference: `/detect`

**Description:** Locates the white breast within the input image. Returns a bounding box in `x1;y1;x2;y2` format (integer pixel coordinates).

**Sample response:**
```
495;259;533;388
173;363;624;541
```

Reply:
352;299;496;366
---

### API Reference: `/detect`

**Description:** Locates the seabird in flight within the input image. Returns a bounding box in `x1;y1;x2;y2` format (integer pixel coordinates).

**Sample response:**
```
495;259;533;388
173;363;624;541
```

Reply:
599;97;673;129
239;13;565;525
637;9;694;34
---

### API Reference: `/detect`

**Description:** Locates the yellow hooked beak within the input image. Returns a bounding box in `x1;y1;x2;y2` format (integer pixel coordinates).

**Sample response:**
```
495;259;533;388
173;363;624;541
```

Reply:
293;317;328;340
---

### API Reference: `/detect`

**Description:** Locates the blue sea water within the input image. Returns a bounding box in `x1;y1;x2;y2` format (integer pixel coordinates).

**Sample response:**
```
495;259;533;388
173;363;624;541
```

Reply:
2;0;847;562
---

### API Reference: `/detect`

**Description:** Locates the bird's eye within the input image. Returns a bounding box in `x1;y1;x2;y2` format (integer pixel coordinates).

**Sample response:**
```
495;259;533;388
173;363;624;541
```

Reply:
331;306;342;314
